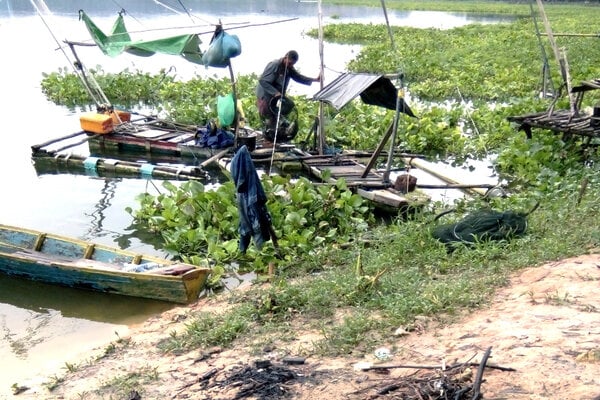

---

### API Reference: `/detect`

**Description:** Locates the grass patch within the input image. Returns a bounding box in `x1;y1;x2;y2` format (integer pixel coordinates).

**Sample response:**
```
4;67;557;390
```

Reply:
97;365;158;399
159;184;600;357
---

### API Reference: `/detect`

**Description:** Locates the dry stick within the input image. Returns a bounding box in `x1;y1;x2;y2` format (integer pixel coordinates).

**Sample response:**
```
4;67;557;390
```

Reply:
361;361;514;373
471;346;492;400
361;364;442;371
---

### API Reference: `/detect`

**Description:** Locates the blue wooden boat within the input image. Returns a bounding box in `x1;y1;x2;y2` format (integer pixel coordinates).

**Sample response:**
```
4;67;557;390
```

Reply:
0;224;211;304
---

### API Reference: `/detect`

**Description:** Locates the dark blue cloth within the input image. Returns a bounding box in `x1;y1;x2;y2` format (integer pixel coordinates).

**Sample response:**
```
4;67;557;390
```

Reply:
195;124;235;148
230;145;272;253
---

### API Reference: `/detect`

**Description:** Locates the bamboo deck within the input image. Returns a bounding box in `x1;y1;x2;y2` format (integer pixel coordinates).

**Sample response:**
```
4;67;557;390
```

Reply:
507;78;600;143
507;109;600;140
291;149;430;210
33;119;502;210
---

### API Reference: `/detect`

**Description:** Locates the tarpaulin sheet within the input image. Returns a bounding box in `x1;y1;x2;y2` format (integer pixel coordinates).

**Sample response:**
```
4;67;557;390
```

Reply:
312;73;415;117
79;10;204;64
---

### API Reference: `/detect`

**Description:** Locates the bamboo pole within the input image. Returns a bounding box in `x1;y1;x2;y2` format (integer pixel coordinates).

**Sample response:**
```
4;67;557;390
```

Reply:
380;0;395;50
200;148;230;168
403;157;489;197
228;60;240;141
31;131;87;152
317;0;326;155
535;0;575;109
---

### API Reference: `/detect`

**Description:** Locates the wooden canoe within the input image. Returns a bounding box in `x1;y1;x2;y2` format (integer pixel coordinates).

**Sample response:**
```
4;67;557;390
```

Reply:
0;224;210;304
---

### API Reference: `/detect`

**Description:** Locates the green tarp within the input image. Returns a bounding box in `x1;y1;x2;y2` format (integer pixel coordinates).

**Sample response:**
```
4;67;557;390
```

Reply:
79;10;203;64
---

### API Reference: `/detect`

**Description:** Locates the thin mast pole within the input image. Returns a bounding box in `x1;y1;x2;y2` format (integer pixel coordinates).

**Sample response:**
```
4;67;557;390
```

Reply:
383;76;403;183
380;0;395;50
30;0;108;108
317;0;325;155
381;0;398;182
530;2;554;98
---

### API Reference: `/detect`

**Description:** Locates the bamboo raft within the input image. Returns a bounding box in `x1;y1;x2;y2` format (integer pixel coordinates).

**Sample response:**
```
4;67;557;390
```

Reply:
507;109;600;140
32;112;496;211
32;151;211;180
291;149;431;210
507;78;600;142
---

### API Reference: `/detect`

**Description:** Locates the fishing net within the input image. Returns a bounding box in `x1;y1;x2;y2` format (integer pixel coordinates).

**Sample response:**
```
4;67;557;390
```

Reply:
432;208;529;250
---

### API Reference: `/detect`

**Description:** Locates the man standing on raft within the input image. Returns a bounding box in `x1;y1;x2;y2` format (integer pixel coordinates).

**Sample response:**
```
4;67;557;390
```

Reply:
256;50;321;142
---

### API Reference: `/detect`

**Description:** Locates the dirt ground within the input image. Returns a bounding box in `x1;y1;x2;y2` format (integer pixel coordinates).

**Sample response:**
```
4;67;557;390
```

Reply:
16;253;600;399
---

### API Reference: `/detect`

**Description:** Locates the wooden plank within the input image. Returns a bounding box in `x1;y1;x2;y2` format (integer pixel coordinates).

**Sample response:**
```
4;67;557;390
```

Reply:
201;148;231;168
131;129;172;139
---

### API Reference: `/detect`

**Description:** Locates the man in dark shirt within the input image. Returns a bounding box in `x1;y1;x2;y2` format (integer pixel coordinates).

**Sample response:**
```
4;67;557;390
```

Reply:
255;50;321;141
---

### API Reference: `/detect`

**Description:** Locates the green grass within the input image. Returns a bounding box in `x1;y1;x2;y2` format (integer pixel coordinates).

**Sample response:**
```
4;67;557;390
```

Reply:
161;181;600;357
96;365;158;398
126;2;600;360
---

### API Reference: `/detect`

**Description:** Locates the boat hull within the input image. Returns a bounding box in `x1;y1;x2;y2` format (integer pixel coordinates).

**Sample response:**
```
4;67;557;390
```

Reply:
0;225;210;304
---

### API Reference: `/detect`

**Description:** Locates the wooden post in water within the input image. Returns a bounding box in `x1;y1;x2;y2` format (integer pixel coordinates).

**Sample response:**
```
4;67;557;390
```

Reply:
362;123;394;178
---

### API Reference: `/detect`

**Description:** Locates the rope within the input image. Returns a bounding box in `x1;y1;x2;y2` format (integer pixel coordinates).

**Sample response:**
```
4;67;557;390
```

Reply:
176;0;195;23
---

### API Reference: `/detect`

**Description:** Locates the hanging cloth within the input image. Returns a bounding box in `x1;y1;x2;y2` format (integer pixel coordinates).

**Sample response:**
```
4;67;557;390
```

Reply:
230;145;272;253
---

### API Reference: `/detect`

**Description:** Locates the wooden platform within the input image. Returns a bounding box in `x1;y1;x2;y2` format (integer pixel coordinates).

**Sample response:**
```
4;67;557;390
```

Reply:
293;149;430;210
507;109;600;140
507;78;600;143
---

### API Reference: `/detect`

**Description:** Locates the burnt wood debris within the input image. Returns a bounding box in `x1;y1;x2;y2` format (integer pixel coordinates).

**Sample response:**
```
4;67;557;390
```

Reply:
172;347;514;399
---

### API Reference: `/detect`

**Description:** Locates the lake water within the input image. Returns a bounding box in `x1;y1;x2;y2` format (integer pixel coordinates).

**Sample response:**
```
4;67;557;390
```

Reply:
0;1;506;396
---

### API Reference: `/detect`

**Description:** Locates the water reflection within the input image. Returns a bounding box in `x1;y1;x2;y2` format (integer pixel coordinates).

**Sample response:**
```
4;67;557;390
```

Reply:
1;309;57;361
0;273;173;325
83;178;118;240
0;272;174;396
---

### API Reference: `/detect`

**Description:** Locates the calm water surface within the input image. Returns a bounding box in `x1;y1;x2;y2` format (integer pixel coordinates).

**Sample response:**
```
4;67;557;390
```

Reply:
0;0;506;395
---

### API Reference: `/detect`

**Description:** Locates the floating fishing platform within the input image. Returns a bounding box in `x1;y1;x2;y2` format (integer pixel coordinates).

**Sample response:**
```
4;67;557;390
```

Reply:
291;148;431;210
31;111;498;211
31;112;240;159
30;110;298;173
215;146;432;212
507;79;600;144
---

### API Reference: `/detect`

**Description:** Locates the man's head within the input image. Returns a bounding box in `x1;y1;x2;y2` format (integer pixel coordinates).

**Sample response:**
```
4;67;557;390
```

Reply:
284;50;299;66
